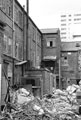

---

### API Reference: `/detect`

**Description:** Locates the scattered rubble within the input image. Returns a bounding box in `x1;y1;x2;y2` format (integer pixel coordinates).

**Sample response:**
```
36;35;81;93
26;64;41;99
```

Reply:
1;84;81;120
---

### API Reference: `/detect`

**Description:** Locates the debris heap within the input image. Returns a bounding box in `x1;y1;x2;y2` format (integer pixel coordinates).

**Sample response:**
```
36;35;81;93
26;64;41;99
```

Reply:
1;84;81;120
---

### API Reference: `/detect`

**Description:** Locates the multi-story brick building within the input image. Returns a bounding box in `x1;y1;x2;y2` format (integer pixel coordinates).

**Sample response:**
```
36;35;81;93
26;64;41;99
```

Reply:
0;0;42;108
41;28;61;89
27;18;42;69
61;41;81;89
0;0;14;107
0;0;61;109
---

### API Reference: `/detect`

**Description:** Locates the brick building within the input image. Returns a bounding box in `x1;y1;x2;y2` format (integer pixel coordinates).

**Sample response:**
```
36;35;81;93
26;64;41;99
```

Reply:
61;41;81;89
0;0;61;108
41;28;61;89
0;0;43;106
27;18;42;69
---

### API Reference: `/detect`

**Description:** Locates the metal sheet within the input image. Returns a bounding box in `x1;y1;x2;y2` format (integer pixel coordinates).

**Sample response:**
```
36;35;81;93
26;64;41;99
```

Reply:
15;60;27;66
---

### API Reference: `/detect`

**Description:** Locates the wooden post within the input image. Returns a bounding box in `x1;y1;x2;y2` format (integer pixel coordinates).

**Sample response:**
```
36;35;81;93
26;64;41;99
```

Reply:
59;59;61;89
40;77;43;98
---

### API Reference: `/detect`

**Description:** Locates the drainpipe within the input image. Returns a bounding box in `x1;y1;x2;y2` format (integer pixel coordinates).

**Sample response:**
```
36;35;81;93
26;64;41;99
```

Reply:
36;30;37;67
23;5;25;61
22;6;25;76
12;0;15;85
41;35;43;67
26;0;29;61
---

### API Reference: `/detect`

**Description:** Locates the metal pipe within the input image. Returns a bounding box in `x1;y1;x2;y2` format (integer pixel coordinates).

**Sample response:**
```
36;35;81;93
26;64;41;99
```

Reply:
23;5;25;61
26;0;29;60
12;0;15;85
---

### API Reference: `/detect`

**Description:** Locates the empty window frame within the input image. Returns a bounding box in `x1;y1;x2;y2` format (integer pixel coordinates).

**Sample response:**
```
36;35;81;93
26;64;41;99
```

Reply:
47;40;56;47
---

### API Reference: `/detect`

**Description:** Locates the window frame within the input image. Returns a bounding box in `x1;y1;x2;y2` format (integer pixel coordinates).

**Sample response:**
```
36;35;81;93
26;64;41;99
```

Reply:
46;40;56;48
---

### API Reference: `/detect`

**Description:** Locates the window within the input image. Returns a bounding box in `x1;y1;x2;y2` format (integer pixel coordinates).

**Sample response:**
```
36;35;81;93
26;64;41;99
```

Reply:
33;27;36;41
3;35;8;53
8;38;12;55
61;36;66;39
19;11;23;27
61;19;66;22
3;0;12;18
68;14;71;17
61;37;66;39
61;15;66;17
37;33;41;45
74;14;81;16
15;6;19;24
8;6;12;17
50;41;53;47
74;18;81;21
68;19;71;21
47;41;55;47
32;51;35;67
61;56;68;67
61;32;66;35
61;24;66;26
15;42;19;58
18;44;23;60
61;28;66;30
64;56;67;60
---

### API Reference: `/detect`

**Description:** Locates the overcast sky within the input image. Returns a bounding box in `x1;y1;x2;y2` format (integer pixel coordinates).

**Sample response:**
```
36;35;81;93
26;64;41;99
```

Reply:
18;0;81;29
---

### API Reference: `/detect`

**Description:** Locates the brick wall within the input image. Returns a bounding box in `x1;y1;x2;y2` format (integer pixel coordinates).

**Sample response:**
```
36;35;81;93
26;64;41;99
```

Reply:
61;51;78;80
42;32;61;60
28;19;42;68
0;0;13;19
25;69;53;95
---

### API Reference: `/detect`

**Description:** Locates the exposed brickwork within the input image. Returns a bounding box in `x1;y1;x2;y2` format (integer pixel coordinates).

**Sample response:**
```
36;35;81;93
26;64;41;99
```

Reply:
24;69;54;95
0;0;61;105
42;34;61;59
28;20;42;68
0;0;13;19
61;42;81;85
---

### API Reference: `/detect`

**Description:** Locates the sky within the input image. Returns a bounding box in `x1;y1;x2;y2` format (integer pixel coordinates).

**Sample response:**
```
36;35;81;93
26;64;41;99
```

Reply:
18;0;81;29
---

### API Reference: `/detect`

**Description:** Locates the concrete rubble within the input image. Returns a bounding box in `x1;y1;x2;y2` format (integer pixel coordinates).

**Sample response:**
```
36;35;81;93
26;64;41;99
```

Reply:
1;84;81;120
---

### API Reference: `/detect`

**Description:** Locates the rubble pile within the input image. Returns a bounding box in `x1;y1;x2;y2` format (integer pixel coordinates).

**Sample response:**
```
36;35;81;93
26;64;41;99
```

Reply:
1;88;44;120
41;87;79;120
1;84;81;120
